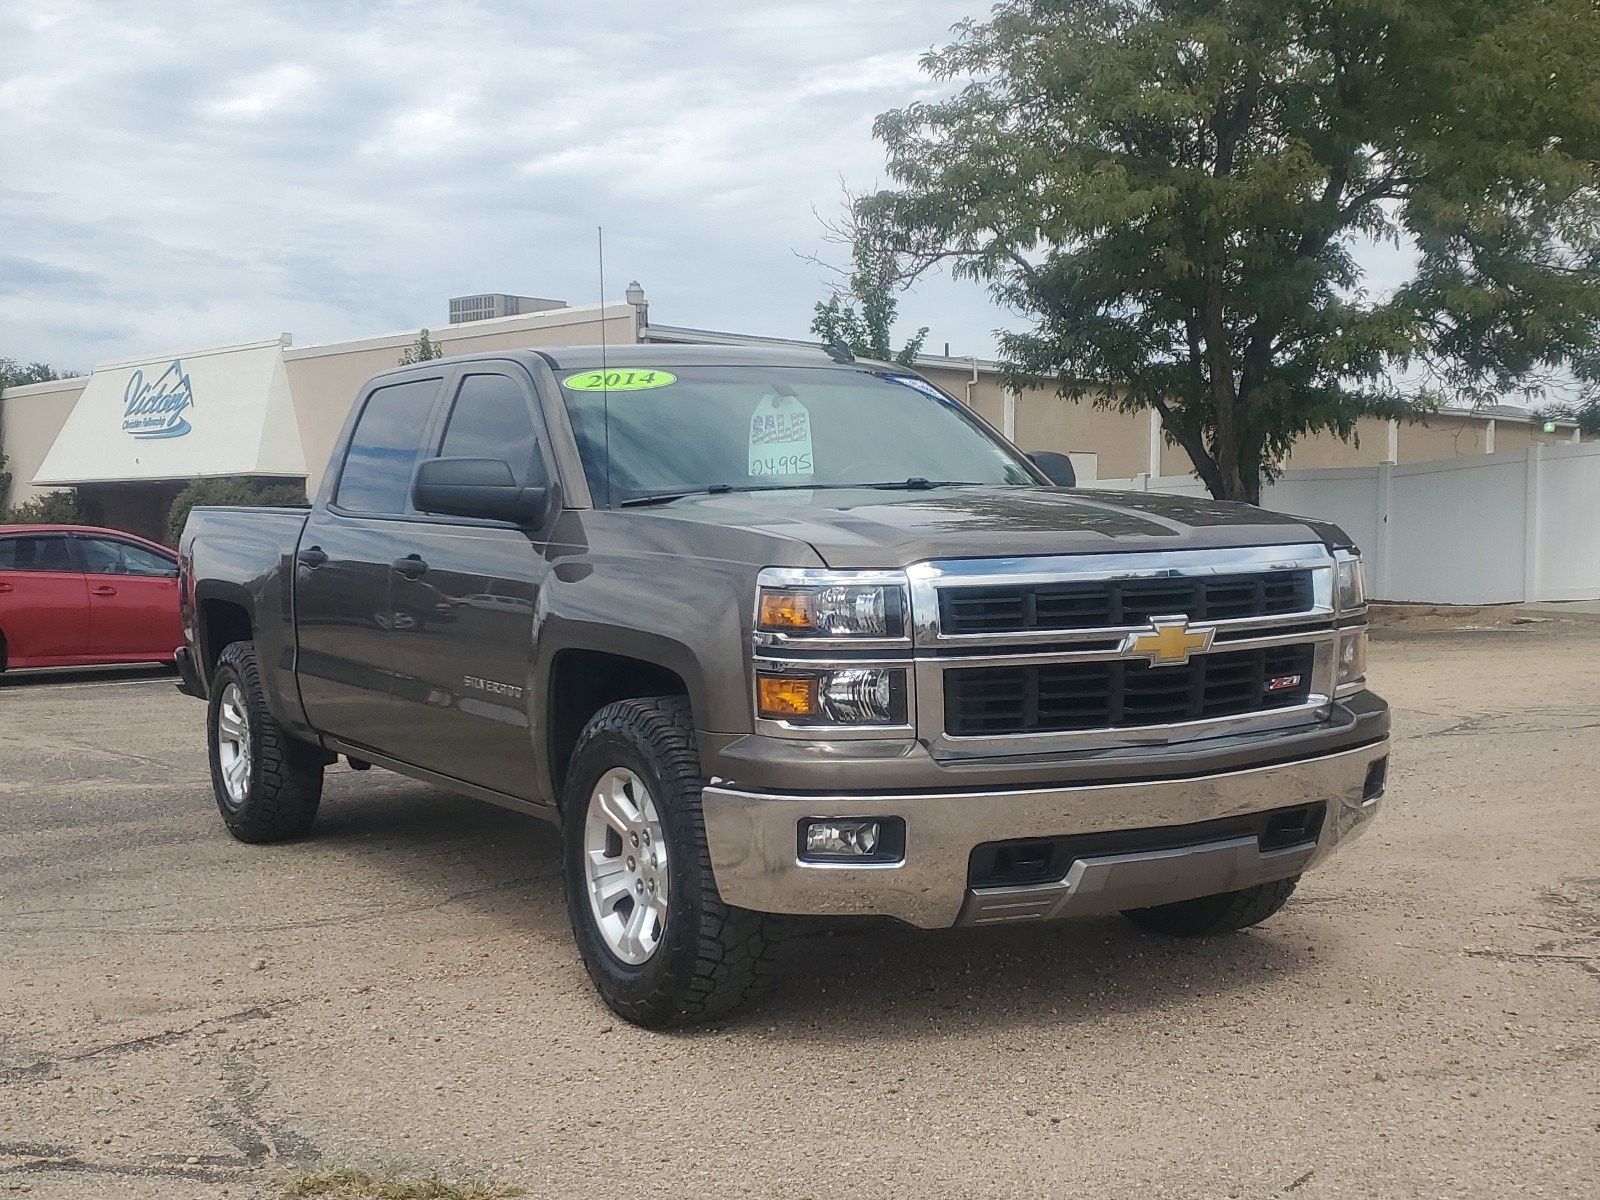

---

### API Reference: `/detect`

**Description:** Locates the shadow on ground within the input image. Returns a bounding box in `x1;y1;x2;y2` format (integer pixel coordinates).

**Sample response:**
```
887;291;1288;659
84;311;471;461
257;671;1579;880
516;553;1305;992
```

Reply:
290;773;1323;1039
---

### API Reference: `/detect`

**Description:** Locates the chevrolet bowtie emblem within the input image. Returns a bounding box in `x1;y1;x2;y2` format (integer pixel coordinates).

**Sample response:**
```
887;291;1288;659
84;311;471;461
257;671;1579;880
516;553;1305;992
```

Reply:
1122;617;1215;666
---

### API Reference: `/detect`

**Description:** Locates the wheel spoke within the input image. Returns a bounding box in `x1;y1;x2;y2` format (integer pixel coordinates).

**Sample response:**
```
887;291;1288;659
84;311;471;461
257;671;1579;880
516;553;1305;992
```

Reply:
587;854;632;908
644;892;668;937
620;900;651;958
595;774;639;834
218;708;245;741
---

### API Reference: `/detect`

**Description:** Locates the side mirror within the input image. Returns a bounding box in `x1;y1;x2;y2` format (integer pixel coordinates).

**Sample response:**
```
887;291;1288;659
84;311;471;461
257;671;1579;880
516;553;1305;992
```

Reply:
412;457;551;524
1028;450;1077;487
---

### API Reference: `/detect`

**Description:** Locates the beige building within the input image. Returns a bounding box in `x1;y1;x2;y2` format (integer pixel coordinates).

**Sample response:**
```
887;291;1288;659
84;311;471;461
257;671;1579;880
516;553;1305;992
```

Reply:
0;288;1581;543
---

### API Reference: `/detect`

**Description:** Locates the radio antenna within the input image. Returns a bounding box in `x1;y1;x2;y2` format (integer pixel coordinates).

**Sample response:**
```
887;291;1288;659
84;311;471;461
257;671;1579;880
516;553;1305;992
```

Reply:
598;224;611;507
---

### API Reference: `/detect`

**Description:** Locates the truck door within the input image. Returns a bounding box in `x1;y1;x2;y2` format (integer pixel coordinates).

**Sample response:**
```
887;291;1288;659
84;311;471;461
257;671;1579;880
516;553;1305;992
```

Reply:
295;374;447;753
383;368;553;798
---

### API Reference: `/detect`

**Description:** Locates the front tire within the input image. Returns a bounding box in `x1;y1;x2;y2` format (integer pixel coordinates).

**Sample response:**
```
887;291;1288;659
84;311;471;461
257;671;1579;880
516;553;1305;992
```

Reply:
562;697;787;1028
1122;876;1300;937
207;640;324;843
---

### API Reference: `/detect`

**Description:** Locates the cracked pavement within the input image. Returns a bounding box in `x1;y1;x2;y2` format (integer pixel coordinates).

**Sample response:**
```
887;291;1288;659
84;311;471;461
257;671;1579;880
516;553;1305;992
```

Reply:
1;616;1597;1199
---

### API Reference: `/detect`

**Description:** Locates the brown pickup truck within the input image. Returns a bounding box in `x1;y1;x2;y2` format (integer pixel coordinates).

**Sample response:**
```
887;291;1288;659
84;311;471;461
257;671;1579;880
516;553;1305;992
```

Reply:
178;343;1389;1027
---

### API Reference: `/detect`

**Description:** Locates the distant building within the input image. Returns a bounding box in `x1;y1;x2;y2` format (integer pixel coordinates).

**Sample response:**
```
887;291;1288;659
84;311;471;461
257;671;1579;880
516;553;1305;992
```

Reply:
447;293;567;324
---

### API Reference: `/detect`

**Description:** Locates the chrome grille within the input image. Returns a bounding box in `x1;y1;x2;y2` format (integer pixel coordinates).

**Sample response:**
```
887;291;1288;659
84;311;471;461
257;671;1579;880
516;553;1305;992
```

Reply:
944;644;1315;736
907;545;1340;755
938;571;1314;634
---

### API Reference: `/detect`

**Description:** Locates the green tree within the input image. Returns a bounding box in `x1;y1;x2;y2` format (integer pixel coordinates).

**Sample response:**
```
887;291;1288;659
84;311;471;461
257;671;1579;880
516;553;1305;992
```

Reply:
399;329;444;365
809;194;930;366
166;478;309;545
3;490;86;526
863;0;1600;501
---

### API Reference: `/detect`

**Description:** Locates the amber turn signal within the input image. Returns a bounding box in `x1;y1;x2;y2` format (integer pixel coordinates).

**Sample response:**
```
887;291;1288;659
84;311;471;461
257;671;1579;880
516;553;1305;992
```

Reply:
757;590;816;632
757;673;819;719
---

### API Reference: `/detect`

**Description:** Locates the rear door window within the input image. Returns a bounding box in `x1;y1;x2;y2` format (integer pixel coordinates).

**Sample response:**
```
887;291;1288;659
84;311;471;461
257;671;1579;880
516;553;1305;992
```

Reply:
79;537;177;576
439;373;542;486
336;377;444;514
0;535;77;573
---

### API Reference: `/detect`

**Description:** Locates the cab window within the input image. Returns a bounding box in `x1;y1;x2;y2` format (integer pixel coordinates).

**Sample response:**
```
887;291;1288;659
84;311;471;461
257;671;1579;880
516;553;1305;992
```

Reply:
337;377;444;514
439;373;542;487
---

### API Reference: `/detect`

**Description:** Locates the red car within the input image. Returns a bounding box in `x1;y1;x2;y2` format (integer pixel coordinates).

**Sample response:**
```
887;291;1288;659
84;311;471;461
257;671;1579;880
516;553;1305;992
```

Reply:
0;524;182;673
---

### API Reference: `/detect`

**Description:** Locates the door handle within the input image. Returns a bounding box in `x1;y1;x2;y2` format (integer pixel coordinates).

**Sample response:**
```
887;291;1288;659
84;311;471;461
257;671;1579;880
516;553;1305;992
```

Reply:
392;554;428;580
0;583;12;593
297;546;328;569
92;584;118;597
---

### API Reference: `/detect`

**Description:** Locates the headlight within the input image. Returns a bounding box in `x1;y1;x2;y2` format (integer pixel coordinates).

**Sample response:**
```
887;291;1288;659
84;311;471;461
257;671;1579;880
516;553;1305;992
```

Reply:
1336;554;1366;613
757;583;905;638
1338;628;1368;688
757;667;908;725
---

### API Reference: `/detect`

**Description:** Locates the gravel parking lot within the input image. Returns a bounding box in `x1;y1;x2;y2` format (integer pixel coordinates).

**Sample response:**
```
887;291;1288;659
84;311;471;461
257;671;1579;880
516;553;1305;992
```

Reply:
2;617;1597;1199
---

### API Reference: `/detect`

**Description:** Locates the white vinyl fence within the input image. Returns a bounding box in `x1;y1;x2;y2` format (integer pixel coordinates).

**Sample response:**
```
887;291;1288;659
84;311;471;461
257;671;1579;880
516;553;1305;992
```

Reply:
1097;441;1600;605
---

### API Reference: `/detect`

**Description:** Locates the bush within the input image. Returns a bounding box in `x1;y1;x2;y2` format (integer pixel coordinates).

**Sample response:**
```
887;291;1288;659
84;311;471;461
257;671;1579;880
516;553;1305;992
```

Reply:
167;478;309;545
2;489;86;525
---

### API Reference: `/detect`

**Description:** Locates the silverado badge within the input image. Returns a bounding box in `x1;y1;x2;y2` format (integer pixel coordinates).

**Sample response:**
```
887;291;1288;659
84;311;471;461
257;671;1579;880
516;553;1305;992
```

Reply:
1122;617;1215;667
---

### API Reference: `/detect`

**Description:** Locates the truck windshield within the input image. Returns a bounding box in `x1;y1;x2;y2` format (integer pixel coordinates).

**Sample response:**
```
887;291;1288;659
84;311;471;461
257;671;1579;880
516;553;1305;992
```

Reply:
557;365;1039;506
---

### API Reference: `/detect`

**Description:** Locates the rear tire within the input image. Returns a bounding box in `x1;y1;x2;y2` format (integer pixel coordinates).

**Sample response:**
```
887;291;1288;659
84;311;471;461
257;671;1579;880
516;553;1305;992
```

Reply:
207;640;324;843
1122;876;1300;937
562;696;788;1028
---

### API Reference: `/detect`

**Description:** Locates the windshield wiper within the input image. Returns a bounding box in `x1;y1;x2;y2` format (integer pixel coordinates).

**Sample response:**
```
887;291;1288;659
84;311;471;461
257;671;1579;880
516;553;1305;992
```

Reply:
619;483;837;508
863;478;984;490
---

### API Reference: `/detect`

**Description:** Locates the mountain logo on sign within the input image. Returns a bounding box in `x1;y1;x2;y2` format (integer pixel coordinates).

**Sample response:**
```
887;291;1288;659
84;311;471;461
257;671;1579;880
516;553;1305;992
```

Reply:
121;360;194;439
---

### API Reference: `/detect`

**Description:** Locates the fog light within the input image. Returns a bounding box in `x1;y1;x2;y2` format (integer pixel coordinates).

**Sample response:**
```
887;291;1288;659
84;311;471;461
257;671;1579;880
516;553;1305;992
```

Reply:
799;817;906;864
805;819;881;858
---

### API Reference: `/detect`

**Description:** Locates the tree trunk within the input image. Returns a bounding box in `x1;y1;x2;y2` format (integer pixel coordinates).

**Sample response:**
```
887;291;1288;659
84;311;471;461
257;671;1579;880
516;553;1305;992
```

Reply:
1200;288;1250;502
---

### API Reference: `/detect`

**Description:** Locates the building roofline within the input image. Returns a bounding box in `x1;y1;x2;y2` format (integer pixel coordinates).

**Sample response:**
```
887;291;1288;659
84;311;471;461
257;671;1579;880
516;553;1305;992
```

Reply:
0;375;91;399
283;301;635;362
87;335;293;373
644;323;1580;428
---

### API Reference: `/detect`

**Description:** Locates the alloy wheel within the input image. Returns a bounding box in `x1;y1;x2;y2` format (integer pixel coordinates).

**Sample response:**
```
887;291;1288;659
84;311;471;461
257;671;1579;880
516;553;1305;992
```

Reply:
582;766;669;965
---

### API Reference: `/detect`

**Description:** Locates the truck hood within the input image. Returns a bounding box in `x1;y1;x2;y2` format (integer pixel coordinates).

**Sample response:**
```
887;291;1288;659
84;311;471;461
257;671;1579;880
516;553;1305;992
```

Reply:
632;486;1349;569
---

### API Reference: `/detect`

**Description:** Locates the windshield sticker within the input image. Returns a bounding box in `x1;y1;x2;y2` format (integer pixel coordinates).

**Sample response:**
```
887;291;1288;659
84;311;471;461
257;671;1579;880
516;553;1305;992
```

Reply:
883;374;951;402
562;369;677;392
747;392;814;477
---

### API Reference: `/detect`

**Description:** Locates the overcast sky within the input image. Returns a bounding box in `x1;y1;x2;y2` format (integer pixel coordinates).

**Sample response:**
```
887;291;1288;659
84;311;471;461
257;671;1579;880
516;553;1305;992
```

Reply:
2;0;1036;372
4;1;1429;379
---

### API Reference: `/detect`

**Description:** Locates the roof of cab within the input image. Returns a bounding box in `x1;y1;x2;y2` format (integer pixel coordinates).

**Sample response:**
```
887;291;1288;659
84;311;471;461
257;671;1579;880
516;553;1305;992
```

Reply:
532;343;880;371
367;343;900;382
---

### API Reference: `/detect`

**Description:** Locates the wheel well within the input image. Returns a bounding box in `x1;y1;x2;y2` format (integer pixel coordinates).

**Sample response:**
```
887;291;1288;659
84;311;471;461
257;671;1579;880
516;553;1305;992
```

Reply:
199;599;254;681
548;649;689;799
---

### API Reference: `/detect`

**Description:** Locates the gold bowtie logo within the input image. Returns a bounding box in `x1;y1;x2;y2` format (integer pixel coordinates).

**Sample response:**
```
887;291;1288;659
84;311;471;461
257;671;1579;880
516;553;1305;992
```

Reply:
1122;617;1215;666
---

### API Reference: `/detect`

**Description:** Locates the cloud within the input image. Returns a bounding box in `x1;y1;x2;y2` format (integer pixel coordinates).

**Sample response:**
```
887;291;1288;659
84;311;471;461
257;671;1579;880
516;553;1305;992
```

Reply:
1;0;1018;370
0;0;1420;375
202;63;321;120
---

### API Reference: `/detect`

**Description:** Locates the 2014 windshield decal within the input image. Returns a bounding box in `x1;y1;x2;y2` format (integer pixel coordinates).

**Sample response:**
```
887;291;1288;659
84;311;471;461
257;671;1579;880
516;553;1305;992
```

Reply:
122;360;194;439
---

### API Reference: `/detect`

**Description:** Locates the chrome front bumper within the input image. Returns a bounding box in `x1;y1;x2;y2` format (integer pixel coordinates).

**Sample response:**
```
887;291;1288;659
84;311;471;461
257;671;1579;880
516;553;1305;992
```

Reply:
701;740;1389;929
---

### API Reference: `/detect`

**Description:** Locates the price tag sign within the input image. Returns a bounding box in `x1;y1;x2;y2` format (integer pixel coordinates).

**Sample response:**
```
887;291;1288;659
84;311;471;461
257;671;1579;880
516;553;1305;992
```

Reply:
747;393;814;477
